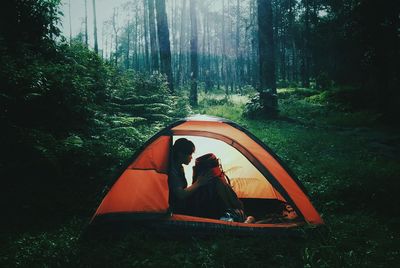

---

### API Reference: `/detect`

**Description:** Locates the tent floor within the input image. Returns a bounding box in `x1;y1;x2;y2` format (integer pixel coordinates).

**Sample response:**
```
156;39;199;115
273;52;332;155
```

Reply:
240;198;288;221
86;198;308;237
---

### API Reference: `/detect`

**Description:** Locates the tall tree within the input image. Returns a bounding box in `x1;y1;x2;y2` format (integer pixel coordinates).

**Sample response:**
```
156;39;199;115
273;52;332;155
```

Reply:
301;0;311;87
177;0;187;86
68;0;72;44
221;0;227;93
250;0;259;87
257;0;277;114
155;0;174;92
92;0;98;53
189;0;198;106
112;8;120;66
84;0;88;46
288;0;297;82
133;5;139;69
143;0;150;72
235;0;241;91
148;0;159;72
125;19;131;69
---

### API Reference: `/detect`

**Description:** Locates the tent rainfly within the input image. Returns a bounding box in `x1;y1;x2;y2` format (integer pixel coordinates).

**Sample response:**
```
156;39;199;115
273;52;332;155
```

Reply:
90;115;323;232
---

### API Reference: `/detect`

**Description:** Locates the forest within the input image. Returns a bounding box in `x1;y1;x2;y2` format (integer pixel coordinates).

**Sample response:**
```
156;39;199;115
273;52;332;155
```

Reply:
0;0;399;267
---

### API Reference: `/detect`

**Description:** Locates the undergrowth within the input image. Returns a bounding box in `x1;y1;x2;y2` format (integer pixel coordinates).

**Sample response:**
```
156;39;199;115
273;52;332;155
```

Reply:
191;88;400;267
1;88;399;267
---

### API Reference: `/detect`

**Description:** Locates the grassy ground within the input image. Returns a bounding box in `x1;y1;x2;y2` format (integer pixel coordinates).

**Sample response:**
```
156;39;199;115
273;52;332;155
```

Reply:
1;88;399;267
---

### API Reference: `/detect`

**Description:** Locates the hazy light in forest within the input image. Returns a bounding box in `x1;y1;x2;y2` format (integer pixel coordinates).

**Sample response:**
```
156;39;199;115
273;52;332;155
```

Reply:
60;0;227;50
60;0;127;48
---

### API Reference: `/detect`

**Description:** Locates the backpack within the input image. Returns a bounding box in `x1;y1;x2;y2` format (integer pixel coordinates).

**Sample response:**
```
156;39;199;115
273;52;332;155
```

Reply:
188;153;245;221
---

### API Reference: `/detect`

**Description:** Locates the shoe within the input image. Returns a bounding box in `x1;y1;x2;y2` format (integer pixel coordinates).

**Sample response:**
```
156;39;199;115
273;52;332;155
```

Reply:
244;216;255;223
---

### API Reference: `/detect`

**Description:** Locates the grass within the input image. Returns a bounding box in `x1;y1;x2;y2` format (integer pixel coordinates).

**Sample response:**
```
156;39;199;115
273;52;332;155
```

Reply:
1;88;399;267
194;89;400;267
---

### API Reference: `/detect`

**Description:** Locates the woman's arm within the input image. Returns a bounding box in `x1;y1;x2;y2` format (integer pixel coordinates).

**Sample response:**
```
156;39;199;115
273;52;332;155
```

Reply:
173;171;213;200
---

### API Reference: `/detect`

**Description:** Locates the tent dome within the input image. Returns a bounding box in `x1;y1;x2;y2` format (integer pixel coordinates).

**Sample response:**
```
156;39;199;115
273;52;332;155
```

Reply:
90;116;323;231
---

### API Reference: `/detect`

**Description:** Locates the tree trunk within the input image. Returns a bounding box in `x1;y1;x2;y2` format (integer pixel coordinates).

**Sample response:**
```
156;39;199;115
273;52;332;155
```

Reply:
112;8;119;66
134;10;139;69
68;0;72;44
155;0;174;92
143;0;150;72
177;0;187;87
84;0;88;46
205;6;212;93
302;0;311;87
236;0;241;92
222;0;227;94
126;20;130;69
189;0;198;106
148;0;159;72
104;22;109;59
172;0;179;85
250;0;259;87
200;2;206;84
257;0;277;114
288;0;296;82
92;0;98;53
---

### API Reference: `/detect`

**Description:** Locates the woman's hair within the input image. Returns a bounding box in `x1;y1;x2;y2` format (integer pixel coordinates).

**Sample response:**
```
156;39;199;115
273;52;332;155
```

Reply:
173;138;195;157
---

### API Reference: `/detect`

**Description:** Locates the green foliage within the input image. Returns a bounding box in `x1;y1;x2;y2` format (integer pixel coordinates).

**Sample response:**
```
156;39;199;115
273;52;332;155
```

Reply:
1;1;398;266
193;89;400;267
0;0;62;52
278;88;317;99
243;94;265;119
0;1;189;246
1;88;399;267
276;87;384;128
198;91;232;107
243;93;279;119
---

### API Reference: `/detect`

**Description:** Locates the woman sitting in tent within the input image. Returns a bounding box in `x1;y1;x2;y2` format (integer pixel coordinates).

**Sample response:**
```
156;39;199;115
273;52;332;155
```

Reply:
169;138;245;222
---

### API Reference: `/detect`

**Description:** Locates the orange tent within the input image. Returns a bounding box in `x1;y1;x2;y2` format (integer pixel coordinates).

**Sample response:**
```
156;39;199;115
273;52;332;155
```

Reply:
90;115;323;231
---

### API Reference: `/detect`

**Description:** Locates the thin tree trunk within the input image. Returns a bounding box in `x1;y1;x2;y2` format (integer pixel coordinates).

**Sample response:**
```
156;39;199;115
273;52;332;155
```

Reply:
143;0;150;72
126;20;130;69
103;21;109;59
205;6;212;92
236;0;241;92
134;10;139;70
84;0;88;46
112;8;119;66
69;0;72;44
258;0;277;114
155;0;174;92
172;0;179;85
250;0;259;87
190;0;198;106
109;34;113;62
178;0;187;86
138;12;144;71
92;0;98;53
222;0;227;94
200;2;206;84
302;0;310;87
148;0;159;72
288;0;295;82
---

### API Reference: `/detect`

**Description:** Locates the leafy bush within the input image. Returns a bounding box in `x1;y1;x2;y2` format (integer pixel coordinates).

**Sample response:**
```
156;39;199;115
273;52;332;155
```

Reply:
1;26;189;232
243;94;265;119
278;88;317;100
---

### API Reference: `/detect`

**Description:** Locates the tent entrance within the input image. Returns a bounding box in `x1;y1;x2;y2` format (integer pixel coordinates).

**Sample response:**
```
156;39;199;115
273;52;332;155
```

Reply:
173;135;285;201
172;135;297;223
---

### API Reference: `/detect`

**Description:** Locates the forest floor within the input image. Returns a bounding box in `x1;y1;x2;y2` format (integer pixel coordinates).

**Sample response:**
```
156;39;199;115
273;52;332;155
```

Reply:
1;87;399;267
